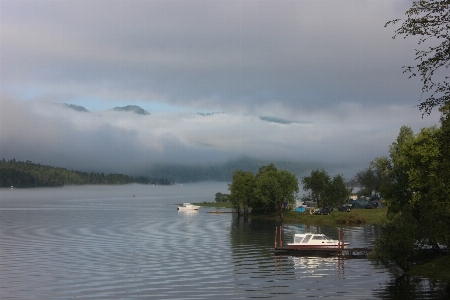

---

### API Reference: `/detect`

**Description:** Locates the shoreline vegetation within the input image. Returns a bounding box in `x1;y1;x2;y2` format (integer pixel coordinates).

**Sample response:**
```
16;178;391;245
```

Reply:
195;202;450;282
195;202;384;225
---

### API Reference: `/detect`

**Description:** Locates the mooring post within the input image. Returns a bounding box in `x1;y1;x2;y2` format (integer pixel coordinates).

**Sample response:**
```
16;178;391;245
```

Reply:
342;229;344;249
275;227;277;248
280;227;282;247
338;229;341;248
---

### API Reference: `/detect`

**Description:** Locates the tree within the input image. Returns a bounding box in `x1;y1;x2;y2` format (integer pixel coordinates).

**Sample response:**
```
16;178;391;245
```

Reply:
228;170;256;215
301;169;330;207
323;175;350;208
345;177;358;195
427;103;450;247
302;169;349;208
372;120;450;270
369;157;391;196
254;168;299;220
215;192;230;203
386;126;417;214
386;0;450;114
355;168;378;197
372;213;418;271
227;163;299;220
256;163;278;178
354;157;391;198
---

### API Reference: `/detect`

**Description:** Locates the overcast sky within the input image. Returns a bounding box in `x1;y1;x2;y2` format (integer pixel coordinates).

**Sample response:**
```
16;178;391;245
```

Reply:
0;0;442;179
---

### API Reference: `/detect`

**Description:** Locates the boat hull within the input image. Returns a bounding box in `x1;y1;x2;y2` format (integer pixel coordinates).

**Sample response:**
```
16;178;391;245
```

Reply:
286;243;349;250
177;206;199;211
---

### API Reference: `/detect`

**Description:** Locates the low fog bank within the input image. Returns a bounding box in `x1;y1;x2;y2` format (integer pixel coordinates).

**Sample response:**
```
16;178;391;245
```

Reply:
0;98;439;181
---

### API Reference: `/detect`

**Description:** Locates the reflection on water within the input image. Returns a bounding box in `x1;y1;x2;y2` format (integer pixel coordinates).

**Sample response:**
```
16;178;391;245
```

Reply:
374;274;450;300
289;256;346;278
0;183;448;299
177;209;199;219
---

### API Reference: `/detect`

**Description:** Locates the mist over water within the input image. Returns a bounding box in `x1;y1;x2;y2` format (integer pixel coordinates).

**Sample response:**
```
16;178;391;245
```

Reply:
0;183;448;299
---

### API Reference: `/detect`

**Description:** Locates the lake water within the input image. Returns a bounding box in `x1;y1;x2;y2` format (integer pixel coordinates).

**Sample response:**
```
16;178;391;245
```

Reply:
0;182;448;299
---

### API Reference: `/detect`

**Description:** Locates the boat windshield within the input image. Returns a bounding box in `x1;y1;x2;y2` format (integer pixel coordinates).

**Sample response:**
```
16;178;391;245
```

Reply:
301;235;312;243
294;236;304;243
312;235;331;240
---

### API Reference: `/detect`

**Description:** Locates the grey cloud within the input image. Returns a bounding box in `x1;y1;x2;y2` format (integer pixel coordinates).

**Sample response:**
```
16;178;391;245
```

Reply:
1;0;424;114
0;0;443;179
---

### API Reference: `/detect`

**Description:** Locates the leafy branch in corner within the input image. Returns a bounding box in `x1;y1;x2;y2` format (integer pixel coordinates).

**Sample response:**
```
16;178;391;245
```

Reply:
386;0;450;114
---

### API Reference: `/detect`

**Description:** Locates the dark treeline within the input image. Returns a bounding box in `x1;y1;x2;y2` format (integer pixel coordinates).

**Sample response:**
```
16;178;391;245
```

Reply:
0;159;171;188
1;157;309;187
145;157;313;183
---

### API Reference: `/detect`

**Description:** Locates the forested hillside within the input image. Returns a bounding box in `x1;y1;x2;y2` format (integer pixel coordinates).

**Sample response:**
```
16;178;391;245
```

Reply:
0;159;135;187
1;157;311;187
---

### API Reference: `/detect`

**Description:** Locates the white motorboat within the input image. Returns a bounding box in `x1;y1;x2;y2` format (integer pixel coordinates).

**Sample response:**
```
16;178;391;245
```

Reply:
177;203;200;211
287;233;349;249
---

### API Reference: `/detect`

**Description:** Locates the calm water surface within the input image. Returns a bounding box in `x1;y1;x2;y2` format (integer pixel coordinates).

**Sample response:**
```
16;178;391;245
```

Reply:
0;183;448;299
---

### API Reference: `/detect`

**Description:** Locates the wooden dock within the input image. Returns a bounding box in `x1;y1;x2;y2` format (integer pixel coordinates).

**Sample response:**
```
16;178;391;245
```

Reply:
274;246;372;258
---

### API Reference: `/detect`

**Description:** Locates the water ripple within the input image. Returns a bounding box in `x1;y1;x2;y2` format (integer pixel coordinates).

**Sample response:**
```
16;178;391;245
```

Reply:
1;185;448;299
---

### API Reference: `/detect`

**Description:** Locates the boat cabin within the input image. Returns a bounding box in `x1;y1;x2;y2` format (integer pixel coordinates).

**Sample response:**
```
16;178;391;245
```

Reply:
293;234;331;244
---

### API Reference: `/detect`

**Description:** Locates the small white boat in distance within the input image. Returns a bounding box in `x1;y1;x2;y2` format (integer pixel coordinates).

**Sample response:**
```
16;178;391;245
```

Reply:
177;203;200;211
287;233;349;249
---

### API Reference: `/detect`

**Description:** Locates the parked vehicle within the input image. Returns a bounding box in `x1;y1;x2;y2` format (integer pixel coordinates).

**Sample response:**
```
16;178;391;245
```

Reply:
338;205;351;212
365;201;379;209
314;207;332;215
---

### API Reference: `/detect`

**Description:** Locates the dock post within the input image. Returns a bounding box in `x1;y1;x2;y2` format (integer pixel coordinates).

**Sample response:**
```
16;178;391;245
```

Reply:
275;227;277;248
338;229;341;248
342;229;344;249
280;227;282;247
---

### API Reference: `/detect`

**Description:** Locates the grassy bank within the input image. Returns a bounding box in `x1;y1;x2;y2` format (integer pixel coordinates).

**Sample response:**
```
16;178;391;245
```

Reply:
406;255;450;282
195;202;387;225
281;208;386;225
193;201;233;208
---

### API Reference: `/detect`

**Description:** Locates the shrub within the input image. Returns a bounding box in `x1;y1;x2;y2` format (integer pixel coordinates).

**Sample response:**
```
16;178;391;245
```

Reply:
335;213;366;224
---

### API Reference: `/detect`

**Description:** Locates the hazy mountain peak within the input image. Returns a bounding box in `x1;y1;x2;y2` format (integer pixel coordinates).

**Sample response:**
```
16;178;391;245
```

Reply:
60;103;89;112
111;105;150;115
